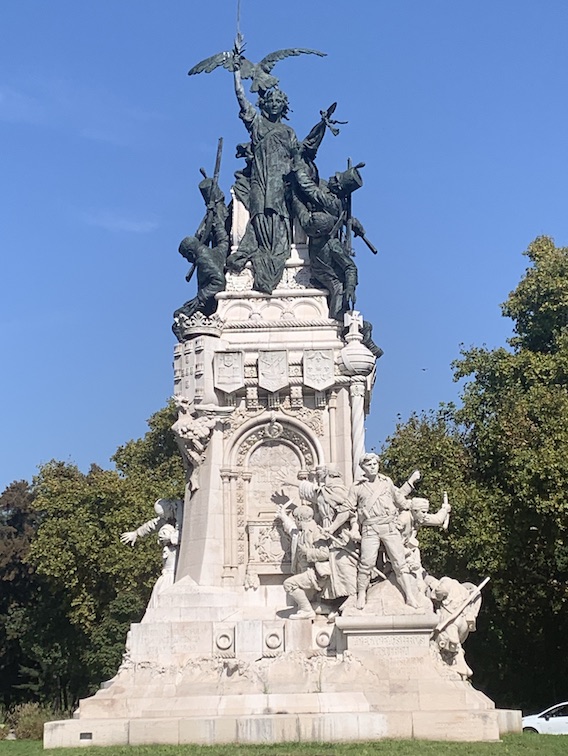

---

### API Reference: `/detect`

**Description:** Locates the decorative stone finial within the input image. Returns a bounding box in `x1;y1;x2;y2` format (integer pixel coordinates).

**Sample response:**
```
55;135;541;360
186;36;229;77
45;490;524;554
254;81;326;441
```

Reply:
340;311;375;376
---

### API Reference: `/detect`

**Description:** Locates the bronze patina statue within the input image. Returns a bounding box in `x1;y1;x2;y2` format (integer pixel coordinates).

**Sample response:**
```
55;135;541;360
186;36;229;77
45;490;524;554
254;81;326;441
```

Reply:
172;140;229;341
179;33;380;351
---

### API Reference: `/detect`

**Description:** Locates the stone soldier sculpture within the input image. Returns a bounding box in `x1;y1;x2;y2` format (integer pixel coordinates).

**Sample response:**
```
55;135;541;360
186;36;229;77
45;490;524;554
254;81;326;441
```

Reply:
427;576;487;679
397;494;451;591
349;453;419;610
276;503;331;620
281;463;350;529
276;501;356;619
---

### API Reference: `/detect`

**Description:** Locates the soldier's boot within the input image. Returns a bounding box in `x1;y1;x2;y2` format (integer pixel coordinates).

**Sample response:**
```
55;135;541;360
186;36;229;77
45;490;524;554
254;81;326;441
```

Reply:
356;572;370;610
399;572;420;609
288;588;316;620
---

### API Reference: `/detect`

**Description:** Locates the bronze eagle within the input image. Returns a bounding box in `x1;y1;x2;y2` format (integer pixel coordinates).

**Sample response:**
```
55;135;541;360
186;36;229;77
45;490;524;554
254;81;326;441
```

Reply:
188;48;327;93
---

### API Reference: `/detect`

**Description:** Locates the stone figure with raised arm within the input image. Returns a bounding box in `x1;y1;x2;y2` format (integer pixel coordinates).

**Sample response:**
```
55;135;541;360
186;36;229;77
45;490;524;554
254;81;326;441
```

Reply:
350;453;420;610
120;498;182;547
397;493;451;591
275;502;331;620
280;464;352;529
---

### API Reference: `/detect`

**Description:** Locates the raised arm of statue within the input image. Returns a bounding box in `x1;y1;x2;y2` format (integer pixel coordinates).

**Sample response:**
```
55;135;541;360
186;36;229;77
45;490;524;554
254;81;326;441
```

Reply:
120;498;182;547
120;516;161;546
391;481;411;511
234;67;255;128
274;504;297;536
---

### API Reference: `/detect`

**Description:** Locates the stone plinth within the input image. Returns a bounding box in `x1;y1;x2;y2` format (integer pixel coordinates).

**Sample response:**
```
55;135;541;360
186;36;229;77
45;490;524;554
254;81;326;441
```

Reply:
45;577;512;747
44;244;520;748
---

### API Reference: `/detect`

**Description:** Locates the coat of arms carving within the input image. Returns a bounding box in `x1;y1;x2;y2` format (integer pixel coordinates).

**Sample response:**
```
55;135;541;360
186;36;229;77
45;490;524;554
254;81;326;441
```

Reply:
258;350;289;392
214;351;245;393
303;349;335;390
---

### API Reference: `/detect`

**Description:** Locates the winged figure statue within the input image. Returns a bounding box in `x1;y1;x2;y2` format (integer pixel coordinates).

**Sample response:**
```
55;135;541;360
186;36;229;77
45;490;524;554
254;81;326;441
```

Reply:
188;47;326;93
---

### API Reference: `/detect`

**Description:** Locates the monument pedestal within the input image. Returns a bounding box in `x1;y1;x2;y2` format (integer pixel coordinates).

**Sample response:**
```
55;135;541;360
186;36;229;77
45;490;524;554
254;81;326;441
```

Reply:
44;248;521;748
45;577;519;747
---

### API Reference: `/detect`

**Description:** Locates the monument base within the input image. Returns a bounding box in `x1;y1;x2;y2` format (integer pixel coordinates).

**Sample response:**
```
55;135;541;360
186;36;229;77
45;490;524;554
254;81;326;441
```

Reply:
44;578;521;747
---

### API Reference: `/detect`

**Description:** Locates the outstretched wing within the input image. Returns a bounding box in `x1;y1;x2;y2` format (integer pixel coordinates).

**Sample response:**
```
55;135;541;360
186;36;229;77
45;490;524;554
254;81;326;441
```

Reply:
239;58;256;79
258;48;327;74
188;50;234;76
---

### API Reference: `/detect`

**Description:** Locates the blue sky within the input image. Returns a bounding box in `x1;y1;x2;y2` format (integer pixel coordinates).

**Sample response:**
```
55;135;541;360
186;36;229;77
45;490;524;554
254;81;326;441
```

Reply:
2;1;568;491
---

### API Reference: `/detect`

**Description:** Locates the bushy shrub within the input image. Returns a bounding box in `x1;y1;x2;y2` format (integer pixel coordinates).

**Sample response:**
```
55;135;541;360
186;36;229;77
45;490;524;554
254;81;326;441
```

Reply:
7;702;56;740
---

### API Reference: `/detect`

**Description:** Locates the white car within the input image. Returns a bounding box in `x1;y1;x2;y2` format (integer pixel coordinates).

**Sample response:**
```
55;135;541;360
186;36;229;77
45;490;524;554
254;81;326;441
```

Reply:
522;702;568;734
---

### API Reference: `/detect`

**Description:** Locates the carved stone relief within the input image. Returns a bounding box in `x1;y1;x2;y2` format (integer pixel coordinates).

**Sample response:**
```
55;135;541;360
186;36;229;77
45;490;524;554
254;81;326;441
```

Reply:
258;351;289;392
303;349;335;390
214;351;245;393
246;441;301;520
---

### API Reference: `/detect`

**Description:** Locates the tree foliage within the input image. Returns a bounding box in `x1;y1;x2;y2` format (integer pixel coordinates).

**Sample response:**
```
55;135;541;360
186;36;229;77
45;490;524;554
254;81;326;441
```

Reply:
1;402;184;709
0;481;39;708
381;237;568;710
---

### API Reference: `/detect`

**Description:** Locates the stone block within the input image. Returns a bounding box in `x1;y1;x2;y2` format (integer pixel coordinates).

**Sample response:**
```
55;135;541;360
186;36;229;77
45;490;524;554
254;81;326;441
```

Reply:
172;621;213;656
497;708;522;734
217;694;268;716
412;710;500;741
297;712;392;741
267;693;319;714
235;620;262;656
179;716;237;744
284;618;312;650
44;719;129;749
237;714;300;743
129;718;180;745
78;697;130;719
418;679;467;710
382;711;414;738
317;691;369;713
144;695;221;718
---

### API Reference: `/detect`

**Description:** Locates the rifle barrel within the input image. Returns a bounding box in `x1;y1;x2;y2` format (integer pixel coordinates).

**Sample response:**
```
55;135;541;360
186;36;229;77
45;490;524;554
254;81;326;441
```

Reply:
361;235;378;255
213;137;223;182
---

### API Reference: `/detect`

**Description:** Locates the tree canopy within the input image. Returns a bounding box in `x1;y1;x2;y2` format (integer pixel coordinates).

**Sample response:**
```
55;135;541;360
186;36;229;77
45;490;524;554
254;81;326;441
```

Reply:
382;237;568;709
0;402;184;709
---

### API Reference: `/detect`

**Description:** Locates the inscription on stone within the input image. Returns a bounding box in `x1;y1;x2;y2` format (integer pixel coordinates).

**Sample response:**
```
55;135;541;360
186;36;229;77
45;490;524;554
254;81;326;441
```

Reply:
348;633;429;657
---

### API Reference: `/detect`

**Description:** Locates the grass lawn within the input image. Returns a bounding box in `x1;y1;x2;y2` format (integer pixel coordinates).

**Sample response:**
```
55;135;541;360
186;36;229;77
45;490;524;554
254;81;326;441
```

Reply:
0;734;564;756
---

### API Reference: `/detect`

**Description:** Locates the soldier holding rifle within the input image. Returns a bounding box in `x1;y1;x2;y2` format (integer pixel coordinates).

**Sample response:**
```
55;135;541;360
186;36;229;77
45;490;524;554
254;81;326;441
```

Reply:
173;139;229;337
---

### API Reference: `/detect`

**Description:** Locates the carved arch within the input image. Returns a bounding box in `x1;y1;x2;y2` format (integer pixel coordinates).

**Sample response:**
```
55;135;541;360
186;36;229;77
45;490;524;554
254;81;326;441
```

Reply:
226;411;325;470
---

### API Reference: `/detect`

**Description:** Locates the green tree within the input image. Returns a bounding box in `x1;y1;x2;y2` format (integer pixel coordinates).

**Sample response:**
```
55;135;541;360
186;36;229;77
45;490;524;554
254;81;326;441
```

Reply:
0;481;38;708
381;237;568;710
8;402;185;707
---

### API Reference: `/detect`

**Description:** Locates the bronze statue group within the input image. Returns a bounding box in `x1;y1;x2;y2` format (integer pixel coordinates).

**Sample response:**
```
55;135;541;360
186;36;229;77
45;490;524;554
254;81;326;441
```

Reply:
173;41;380;358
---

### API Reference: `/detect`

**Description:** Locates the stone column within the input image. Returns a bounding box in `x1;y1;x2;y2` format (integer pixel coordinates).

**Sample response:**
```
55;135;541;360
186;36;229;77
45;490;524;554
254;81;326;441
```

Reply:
349;379;366;479
341;311;376;478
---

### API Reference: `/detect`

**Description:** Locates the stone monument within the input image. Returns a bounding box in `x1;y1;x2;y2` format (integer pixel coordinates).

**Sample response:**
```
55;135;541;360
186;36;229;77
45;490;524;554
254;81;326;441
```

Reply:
44;33;521;748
